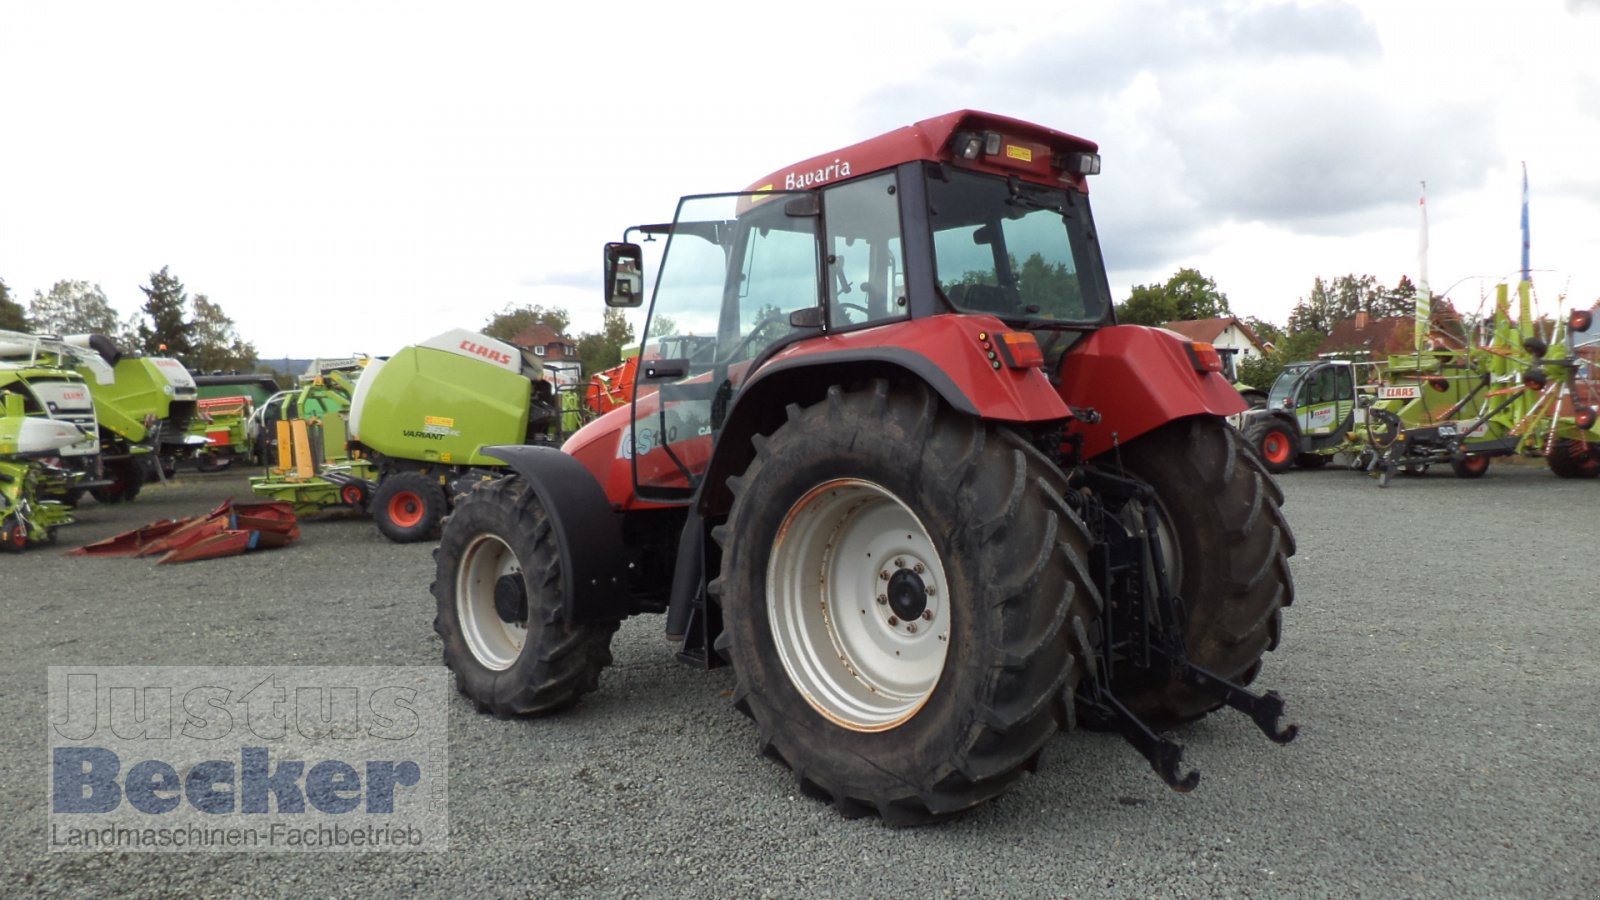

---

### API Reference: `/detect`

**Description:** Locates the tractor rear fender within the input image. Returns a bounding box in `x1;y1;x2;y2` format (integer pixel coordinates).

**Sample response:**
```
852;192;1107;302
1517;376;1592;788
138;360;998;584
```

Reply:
696;325;1068;519
478;444;631;623
1057;325;1248;459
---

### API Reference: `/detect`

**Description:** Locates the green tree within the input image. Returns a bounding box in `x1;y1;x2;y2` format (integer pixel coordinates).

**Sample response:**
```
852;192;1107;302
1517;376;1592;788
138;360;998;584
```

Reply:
1115;267;1231;325
189;294;259;373
1242;316;1284;349
136;266;194;358
483;303;571;342
1287;273;1419;336
1236;353;1284;393
0;277;28;331
28;280;121;335
577;309;636;376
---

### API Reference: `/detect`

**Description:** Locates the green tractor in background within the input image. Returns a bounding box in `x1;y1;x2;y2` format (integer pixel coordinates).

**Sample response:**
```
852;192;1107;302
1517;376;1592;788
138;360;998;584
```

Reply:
0;389;81;549
251;329;570;543
185;373;283;471
1238;358;1376;474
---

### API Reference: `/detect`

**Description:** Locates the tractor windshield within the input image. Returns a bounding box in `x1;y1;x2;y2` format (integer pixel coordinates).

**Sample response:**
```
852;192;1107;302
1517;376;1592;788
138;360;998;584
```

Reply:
1268;365;1310;410
926;166;1111;326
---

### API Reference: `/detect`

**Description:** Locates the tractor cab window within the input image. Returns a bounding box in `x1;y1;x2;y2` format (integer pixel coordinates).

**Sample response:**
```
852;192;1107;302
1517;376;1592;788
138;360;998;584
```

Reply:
822;172;906;329
926;166;1110;326
632;191;822;501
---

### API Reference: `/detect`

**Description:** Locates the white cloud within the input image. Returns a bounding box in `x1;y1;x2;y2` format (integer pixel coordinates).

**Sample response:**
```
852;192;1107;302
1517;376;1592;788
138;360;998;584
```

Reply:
2;0;1596;360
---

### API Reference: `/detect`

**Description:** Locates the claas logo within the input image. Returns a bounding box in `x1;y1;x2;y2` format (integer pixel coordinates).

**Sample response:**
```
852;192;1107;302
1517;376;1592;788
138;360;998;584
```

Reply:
458;340;512;366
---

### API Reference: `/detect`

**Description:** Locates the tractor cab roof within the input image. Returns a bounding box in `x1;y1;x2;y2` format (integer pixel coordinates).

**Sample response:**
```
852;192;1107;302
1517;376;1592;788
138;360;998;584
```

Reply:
745;109;1101;196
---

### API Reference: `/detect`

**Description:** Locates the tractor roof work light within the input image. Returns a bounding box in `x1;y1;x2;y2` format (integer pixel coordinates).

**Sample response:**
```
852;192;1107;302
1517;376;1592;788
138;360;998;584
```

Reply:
951;132;985;160
1054;151;1101;176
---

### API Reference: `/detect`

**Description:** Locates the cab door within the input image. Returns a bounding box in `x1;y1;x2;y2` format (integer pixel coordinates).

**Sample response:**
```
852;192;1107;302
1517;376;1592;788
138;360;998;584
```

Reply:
629;192;821;502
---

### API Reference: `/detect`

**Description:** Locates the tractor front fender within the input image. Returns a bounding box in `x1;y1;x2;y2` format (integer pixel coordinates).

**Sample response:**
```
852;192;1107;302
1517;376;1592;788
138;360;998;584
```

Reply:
695;318;1070;519
480;444;631;623
1057;325;1248;459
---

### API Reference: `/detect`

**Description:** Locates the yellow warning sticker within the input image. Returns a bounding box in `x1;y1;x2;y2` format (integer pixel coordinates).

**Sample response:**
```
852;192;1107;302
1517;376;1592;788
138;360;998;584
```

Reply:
1005;145;1033;162
424;416;455;427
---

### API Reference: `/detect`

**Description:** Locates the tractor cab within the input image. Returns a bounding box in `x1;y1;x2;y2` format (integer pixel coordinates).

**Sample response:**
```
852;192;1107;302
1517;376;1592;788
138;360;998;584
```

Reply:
1268;360;1359;439
602;111;1115;501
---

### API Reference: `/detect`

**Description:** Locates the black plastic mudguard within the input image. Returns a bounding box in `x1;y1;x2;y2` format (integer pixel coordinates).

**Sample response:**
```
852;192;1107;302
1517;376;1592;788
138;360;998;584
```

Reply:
480;444;631;623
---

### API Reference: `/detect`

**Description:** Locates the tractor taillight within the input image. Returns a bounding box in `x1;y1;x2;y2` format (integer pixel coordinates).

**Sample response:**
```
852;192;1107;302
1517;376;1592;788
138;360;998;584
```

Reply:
1576;407;1598;430
1571;309;1593;333
992;332;1045;369
1185;342;1223;374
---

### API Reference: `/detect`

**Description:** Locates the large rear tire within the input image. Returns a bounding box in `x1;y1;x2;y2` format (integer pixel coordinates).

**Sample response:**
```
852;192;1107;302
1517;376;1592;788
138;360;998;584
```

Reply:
715;381;1099;824
1244;416;1296;474
432;477;619;716
1100;417;1295;727
373;471;446;543
1546;439;1600;479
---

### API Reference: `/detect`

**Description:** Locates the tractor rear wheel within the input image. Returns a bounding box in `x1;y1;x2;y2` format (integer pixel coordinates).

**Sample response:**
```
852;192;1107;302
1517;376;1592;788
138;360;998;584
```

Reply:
1099;417;1295;727
715;381;1099;824
373;471;446;543
432;477;619;716
1244;416;1296;474
1546;439;1600;479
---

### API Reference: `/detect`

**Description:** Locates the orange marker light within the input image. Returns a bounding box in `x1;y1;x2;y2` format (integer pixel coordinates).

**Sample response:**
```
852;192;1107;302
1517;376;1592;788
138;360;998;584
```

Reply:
1185;342;1223;373
994;332;1045;369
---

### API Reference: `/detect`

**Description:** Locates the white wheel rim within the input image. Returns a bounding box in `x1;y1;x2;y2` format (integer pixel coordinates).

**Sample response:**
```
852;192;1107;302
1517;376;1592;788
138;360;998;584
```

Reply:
456;533;526;671
767;479;950;732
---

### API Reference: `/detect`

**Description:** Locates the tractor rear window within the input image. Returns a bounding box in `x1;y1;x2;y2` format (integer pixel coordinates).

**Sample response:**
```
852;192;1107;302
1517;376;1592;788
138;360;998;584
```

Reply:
926;167;1110;326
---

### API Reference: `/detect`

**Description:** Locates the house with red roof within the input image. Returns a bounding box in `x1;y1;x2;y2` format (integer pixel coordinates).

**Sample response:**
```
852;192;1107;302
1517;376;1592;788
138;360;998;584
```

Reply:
509;323;580;366
1161;316;1270;362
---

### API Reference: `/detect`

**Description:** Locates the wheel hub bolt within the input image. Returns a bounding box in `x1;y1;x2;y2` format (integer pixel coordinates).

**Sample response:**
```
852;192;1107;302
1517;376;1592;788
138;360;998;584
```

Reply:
913;563;925;574
921;609;933;620
877;594;887;605
906;623;918;634
894;558;905;568
879;570;889;581
888;616;899;626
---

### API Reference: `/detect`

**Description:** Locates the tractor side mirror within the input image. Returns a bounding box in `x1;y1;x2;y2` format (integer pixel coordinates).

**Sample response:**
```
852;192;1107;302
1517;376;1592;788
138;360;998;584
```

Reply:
604;242;645;308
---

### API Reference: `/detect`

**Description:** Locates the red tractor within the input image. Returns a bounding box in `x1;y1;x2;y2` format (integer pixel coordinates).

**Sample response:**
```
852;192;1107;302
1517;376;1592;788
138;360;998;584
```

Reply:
433;111;1298;823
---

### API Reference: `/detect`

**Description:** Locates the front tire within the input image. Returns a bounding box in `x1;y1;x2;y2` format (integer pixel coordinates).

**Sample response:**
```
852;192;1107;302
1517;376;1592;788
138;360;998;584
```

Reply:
1101;417;1296;726
373;471;446;543
716;381;1099;824
432;477;619;716
1244;416;1296;474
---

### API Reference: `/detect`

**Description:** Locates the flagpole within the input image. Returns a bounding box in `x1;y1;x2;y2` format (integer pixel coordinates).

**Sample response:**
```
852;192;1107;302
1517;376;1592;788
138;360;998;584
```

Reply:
1520;161;1530;283
1416;181;1430;354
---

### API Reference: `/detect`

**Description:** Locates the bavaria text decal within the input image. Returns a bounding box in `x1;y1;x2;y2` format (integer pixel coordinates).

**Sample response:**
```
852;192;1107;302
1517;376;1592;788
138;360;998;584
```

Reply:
48;666;448;852
783;159;852;190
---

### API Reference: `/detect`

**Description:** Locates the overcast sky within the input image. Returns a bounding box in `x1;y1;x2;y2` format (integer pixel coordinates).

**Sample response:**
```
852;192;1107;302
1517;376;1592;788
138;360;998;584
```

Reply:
3;0;1597;359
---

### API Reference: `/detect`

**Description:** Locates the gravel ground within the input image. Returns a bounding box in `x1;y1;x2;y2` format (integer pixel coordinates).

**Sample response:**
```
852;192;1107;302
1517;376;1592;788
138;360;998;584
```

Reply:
4;462;1598;898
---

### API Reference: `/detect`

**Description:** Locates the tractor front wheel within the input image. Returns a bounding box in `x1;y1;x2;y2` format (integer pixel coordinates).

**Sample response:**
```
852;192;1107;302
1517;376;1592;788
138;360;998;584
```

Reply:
432;477;619;716
1546;439;1600;479
1098;417;1296;727
372;471;446;543
1244;416;1296;474
716;381;1098;824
